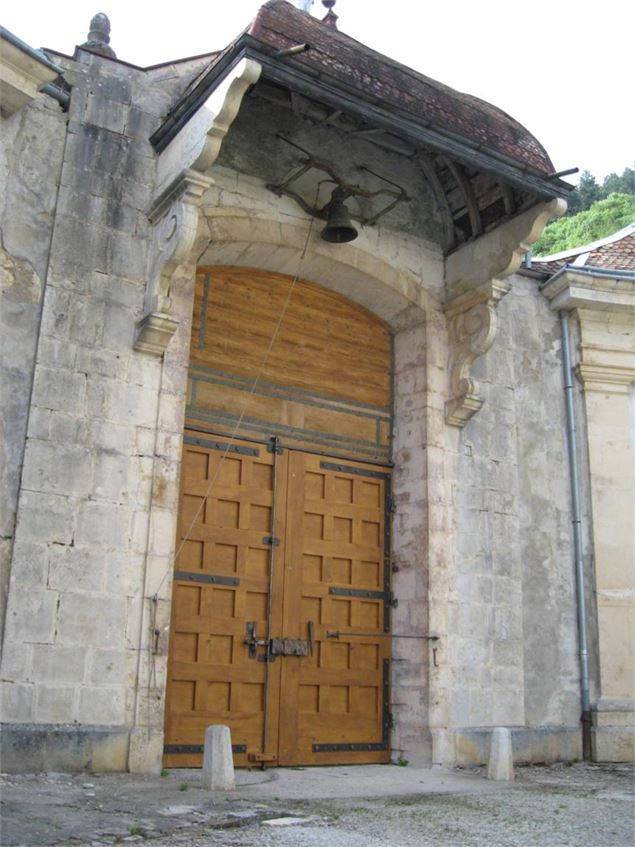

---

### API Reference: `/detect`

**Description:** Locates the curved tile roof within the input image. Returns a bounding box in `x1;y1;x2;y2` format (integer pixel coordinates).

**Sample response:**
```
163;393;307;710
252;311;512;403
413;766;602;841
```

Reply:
248;1;554;175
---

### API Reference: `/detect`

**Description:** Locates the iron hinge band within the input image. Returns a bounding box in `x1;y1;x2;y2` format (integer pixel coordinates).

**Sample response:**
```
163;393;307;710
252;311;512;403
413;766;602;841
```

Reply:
173;571;239;586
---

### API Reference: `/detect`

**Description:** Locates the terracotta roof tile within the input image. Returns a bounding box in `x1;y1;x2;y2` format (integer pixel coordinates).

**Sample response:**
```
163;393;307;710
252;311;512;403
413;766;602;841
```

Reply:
588;233;635;270
531;228;635;275
247;1;554;174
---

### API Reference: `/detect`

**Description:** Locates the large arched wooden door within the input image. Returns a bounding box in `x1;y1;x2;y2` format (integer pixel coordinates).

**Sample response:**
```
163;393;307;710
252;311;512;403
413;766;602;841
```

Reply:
164;268;393;767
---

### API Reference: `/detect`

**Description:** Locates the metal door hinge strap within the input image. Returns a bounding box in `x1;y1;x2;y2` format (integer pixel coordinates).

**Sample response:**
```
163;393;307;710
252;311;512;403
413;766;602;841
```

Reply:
329;586;388;600
262;536;280;546
266;436;284;454
164;744;247;754
320;461;389;480
313;742;388;752
184;435;259;456
174;571;239;586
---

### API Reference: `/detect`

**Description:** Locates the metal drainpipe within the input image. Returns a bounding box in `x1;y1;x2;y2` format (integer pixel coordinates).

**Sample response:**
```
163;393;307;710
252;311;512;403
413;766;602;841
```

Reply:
559;310;592;759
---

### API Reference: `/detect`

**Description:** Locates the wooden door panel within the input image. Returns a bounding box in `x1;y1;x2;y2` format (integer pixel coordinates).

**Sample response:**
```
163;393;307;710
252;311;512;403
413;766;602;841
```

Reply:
164;433;285;768
187;268;392;463
278;451;391;765
166;434;391;768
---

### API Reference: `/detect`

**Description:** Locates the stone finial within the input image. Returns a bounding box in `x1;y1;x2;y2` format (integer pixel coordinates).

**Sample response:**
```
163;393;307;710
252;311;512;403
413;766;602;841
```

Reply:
80;13;117;59
322;0;339;28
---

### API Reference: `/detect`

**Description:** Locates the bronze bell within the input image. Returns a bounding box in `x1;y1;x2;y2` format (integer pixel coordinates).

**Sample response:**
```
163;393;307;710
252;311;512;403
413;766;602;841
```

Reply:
321;189;358;243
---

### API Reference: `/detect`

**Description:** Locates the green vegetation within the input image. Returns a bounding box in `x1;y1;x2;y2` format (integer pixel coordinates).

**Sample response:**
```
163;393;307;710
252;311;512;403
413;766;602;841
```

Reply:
160;767;170;777
565;167;634;217
179;782;188;791
533;165;634;256
534;193;635;256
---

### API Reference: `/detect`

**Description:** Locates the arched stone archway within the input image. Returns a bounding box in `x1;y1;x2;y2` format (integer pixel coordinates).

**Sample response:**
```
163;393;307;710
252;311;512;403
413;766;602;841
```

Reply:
138;209;450;769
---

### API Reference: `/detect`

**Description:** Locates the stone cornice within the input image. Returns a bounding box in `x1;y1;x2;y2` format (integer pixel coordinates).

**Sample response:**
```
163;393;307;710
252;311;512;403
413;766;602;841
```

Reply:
542;269;635;313
0;27;62;117
576;363;635;393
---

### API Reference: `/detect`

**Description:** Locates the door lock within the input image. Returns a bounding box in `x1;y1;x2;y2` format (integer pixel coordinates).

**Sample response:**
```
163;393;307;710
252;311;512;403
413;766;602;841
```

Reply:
244;621;315;660
243;621;269;659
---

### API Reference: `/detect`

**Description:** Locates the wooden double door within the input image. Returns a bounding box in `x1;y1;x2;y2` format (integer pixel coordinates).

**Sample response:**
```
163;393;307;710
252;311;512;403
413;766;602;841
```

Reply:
164;430;392;767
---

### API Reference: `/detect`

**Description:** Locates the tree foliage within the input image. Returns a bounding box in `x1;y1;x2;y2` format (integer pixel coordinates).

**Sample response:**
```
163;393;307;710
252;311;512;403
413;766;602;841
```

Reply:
562;166;634;217
533;193;635;256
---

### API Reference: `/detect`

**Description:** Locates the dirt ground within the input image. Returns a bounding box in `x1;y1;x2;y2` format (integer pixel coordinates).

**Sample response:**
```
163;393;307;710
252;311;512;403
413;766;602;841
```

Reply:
1;761;633;847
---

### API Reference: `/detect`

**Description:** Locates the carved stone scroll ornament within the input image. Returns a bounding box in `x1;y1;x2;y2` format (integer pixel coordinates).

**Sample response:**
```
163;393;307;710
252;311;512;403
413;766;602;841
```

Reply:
443;199;567;426
134;171;212;355
134;58;263;356
444;279;511;427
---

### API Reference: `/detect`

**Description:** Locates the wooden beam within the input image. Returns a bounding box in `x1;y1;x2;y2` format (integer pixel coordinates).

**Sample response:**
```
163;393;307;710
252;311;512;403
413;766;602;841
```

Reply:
416;151;456;251
444;158;483;238
498;179;515;216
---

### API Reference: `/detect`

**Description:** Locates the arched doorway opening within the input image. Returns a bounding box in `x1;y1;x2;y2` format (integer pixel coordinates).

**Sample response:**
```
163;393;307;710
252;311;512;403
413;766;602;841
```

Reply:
164;267;395;767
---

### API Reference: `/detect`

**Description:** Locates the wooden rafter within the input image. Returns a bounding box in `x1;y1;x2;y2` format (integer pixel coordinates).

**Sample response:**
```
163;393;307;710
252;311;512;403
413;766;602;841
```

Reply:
416;151;456;251
444;158;483;238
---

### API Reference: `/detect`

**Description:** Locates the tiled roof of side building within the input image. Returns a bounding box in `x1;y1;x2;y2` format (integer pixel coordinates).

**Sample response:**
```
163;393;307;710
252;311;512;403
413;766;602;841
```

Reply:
587;232;635;270
531;223;635;274
247;1;554;175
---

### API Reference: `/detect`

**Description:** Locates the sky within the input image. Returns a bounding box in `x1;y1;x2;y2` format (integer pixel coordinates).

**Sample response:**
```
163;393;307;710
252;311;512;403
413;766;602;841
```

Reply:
4;0;634;185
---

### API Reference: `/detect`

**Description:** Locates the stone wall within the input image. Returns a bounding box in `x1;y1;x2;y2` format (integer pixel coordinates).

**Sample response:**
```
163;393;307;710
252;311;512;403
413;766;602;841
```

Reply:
0;92;67;649
447;274;582;764
0;50;188;772
0;41;596;773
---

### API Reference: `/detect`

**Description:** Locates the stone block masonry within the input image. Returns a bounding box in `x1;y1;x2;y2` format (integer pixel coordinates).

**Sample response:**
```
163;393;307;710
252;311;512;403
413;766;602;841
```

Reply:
0;48;200;772
0;19;598;774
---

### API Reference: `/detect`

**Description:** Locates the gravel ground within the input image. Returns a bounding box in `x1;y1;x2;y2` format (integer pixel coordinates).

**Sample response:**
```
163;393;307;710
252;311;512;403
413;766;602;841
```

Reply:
1;762;633;847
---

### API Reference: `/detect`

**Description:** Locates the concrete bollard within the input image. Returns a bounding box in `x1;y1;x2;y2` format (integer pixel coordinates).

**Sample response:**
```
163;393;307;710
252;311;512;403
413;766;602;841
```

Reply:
202;725;235;791
487;727;514;781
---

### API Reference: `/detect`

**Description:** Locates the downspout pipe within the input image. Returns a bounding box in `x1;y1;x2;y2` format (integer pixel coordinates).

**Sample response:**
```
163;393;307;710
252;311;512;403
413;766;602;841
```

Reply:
559;310;592;759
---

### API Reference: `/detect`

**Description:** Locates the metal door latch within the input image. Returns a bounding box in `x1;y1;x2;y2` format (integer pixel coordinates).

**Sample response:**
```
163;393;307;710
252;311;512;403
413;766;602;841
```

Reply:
243;621;268;659
269;637;310;657
245;622;315;660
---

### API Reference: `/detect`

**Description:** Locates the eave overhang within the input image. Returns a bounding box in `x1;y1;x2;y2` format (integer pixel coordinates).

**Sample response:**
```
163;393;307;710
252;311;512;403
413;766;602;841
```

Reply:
150;35;571;204
0;25;65;117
